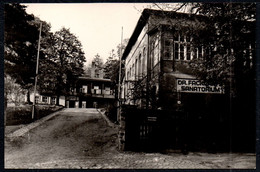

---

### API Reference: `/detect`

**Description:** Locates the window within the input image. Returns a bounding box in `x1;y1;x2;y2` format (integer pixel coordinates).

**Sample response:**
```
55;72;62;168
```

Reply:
174;42;179;60
51;97;56;105
186;44;191;60
143;47;146;74
180;34;184;42
129;67;132;78
154;36;160;64
96;89;101;94
164;38;173;60
138;54;142;77
150;41;154;68
150;34;160;66
198;46;203;58
35;96;39;104
42;96;48;103
180;44;184;60
135;59;138;79
104;87;111;95
82;85;88;93
173;34;194;61
93;86;100;94
132;64;134;78
127;70;130;80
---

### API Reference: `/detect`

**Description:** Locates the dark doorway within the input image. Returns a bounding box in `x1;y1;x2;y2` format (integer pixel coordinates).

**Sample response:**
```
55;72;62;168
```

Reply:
69;101;75;108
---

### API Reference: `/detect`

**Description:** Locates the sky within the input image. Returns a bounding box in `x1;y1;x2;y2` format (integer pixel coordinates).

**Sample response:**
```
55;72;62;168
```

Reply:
23;3;155;66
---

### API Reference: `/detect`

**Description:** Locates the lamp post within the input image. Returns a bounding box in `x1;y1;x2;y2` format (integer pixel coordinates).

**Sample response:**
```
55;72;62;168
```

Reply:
32;22;42;119
117;27;123;122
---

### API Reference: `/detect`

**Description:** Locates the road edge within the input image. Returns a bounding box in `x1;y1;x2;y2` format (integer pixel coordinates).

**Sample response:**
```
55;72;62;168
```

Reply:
6;108;65;138
96;109;117;128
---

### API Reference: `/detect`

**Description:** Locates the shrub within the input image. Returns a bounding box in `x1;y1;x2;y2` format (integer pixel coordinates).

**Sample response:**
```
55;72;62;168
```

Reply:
5;105;63;125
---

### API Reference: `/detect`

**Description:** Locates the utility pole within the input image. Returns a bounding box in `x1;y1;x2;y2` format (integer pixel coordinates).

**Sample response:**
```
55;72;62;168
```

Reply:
117;27;123;122
32;22;42;119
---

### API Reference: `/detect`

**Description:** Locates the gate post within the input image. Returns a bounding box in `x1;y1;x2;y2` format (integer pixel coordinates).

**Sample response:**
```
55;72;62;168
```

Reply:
118;105;125;151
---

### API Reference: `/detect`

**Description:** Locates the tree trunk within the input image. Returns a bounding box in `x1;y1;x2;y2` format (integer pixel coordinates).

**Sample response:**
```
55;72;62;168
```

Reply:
27;89;31;104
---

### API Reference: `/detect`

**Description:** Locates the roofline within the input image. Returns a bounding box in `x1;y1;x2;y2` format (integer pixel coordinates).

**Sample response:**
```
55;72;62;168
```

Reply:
120;8;255;86
78;77;112;82
121;9;210;61
122;8;256;61
121;9;151;61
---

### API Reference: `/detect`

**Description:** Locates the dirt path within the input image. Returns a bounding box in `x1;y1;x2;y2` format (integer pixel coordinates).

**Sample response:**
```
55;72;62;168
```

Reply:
5;108;118;168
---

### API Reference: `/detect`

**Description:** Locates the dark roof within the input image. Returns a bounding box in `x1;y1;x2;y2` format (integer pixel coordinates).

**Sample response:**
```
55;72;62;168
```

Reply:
78;77;112;82
121;9;208;60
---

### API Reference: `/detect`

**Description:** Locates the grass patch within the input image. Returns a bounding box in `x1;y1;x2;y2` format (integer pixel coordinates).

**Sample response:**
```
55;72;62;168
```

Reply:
5;105;63;126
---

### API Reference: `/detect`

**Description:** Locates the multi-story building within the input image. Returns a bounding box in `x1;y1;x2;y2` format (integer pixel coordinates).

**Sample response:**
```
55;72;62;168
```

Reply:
121;9;226;110
66;59;115;108
66;76;115;108
29;60;115;108
28;76;115;108
119;9;255;151
29;92;66;106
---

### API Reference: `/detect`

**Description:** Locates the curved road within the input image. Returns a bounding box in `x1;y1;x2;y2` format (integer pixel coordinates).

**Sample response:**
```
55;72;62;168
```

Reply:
5;108;118;169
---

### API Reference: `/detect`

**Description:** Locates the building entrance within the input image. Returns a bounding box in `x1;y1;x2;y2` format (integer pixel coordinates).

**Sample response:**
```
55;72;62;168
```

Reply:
69;101;75;108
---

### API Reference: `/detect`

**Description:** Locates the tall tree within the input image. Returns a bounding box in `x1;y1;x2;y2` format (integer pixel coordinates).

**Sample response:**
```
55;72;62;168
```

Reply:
104;39;129;81
4;76;26;106
187;3;256;151
104;39;129;96
38;27;86;105
116;38;129;58
92;54;104;69
103;49;118;80
83;54;104;78
187;3;256;85
4;3;47;103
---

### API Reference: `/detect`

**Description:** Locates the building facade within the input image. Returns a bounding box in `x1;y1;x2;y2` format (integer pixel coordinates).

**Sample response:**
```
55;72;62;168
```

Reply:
119;9;255;152
27;76;115;109
28;62;115;108
29;93;65;106
121;9;227;111
66;77;115;108
65;59;115;108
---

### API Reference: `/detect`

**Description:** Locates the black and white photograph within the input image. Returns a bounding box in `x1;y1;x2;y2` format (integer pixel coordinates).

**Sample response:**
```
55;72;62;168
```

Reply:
3;2;258;169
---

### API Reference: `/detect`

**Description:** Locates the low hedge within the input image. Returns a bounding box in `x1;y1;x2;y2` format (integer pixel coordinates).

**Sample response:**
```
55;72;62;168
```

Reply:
5;105;63;126
104;105;117;123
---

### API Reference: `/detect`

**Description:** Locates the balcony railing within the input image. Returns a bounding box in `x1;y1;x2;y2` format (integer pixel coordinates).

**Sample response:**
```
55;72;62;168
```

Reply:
69;89;115;99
